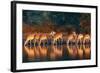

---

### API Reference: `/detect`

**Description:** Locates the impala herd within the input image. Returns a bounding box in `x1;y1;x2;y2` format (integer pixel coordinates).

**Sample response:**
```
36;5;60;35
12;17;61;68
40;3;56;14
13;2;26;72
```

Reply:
24;31;90;47
23;32;91;61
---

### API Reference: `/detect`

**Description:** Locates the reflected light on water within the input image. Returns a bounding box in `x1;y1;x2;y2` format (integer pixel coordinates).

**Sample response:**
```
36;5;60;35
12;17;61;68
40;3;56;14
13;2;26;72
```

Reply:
23;44;90;62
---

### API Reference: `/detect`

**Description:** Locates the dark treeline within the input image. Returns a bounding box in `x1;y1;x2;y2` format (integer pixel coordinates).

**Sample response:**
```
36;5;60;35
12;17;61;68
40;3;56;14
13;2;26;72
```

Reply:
23;10;91;34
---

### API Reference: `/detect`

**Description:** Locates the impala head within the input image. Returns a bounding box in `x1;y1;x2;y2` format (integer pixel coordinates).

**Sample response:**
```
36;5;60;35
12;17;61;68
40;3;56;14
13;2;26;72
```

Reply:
84;34;90;39
72;31;76;35
78;34;84;39
50;31;56;36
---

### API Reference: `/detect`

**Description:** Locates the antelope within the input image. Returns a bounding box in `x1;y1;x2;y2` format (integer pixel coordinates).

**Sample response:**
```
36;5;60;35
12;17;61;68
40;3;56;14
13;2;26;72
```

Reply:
52;33;63;45
24;33;35;47
34;33;40;46
77;34;84;45
67;32;77;45
39;33;48;46
83;34;90;44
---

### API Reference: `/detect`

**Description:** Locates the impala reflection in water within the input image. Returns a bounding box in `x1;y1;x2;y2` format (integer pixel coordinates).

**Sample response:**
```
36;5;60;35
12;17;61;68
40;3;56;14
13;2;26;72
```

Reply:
23;44;90;62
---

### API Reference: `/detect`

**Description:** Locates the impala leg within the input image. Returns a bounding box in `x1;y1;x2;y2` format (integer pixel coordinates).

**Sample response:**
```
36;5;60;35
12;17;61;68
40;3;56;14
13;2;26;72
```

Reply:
77;40;79;45
61;39;63;45
60;39;62;45
29;40;31;48
67;40;69;46
34;40;36;47
24;39;28;46
83;38;84;45
55;40;56;45
39;40;41;46
52;40;55;45
43;41;44;47
46;40;47;46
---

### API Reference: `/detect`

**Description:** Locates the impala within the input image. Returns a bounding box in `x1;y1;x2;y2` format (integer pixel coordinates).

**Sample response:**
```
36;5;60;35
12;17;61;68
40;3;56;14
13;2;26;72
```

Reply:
77;34;84;45
52;33;63;45
83;34;90;44
24;33;35;47
67;32;77;45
